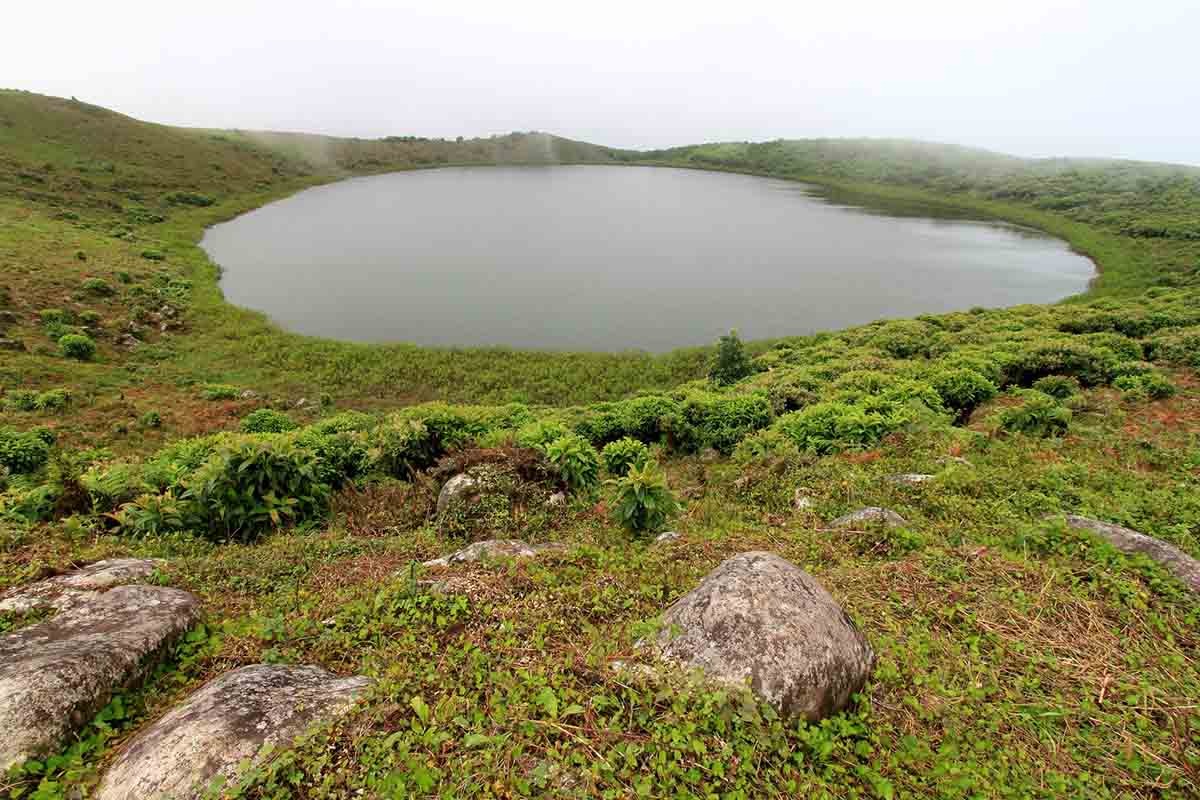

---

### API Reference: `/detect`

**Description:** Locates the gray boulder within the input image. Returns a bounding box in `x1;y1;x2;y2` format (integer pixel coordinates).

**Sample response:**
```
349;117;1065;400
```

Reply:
0;586;201;770
1062;515;1200;593
436;473;479;515
95;665;370;800
0;558;163;614
654;531;681;544
886;473;934;486
423;539;563;568
0;338;26;352
655;551;874;721
829;507;907;529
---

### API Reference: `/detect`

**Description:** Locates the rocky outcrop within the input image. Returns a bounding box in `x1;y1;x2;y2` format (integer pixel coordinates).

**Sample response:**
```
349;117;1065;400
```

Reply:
423;539;564;568
655;551;874;721
0;586;201;770
829;507;907;529
0;558;163;614
1062;515;1200;593
885;473;933;486
95;665;370;800
436;474;480;515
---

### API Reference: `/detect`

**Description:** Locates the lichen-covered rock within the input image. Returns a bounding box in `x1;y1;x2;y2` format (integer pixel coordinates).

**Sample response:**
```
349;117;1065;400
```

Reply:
655;551;873;721
436;473;480;515
95;665;370;800
0;558;164;614
654;531;681;544
829;507;907;529
0;585;201;770
886;473;933;486
1062;515;1200;593
422;539;563;568
0;338;26;352
792;488;815;510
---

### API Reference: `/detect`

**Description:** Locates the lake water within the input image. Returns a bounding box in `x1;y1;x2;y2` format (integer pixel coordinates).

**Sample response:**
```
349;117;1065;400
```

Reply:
202;165;1095;351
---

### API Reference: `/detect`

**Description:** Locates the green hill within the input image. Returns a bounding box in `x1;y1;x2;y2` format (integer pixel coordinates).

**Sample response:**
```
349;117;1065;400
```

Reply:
1;91;1199;798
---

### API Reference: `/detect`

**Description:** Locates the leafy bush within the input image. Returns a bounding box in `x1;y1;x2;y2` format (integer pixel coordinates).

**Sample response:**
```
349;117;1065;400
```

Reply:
373;419;437;478
608;461;678;535
0;428;52;473
1032;375;1080;399
140;249;166;261
1114;372;1176;401
515;421;570;451
139;410;163;428
930;368;997;414
181;438;330;542
81;277;114;296
165;191;215;207
1005;340;1120;387
544;434;600;493
1149;327;1200;368
59;333;96;361
600;437;649;476
38;308;69;327
240;408;298;434
293;429;374;487
709;329;754;386
110;491;188;537
997;392;1072;438
574;395;683;446
3;390;37;412
871;320;935;358
732;428;797;464
776;399;912;454
201;383;241;400
676;392;772;454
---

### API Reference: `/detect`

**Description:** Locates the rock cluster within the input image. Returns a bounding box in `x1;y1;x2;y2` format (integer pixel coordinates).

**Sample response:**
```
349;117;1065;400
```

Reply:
1062;515;1200;593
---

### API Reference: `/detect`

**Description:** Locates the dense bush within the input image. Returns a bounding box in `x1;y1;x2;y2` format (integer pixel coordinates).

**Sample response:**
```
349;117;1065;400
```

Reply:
676;392;773;454
871;320;936;358
58;333;96;361
1005;341;1120;387
201;383;241;400
1114;372;1176;401
776;398;912;454
1031;375;1080;399
240;408;298;434
732;428;797;464
574;395;682;446
930;368;997;414
1150;327;1200;368
608;461;678;535
600;437;649;476
374;419;437;478
515;421;570;451
4;388;70;414
81;277;115;296
545;434;600;493
709;329;754;386
293;429;374;487
997;391;1072;438
164;191;215;206
0;427;52;473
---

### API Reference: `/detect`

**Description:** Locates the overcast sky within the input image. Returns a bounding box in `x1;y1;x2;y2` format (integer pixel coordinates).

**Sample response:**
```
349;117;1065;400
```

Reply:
5;0;1198;165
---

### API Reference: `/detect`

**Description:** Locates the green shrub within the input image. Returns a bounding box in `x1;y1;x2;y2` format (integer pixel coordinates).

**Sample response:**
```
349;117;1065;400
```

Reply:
182;438;330;542
81;277;115;296
709;329;754;386
394;403;489;451
110;491;188;537
308;411;376;435
544;434;600;493
1114;372;1176;401
201;383;241;400
1149;327;1200;368
38;308;69;327
373;419;437;478
1005;341;1120;387
140;249;166;261
139;410;162;428
732;428;797;464
777;399;912;454
59;333;96;361
240;408;298;434
997;392;1072;438
676;392;773;454
608;461;678;536
293;429;374;487
871;319;935;358
0;428;52;473
600;437;649;476
515;421;570;451
930;368;997;414
1032;375;1080;399
78;310;102;327
164;191;215;207
3;390;38;412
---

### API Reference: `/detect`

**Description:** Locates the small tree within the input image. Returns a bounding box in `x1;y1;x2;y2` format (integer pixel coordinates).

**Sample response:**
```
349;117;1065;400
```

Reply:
709;329;753;386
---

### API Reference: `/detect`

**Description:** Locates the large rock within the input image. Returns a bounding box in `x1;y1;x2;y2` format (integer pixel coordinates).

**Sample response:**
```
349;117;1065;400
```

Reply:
95;665;370;800
655;551;874;721
0;586;201;770
829;507;907;529
422;539;563;568
1062;515;1200;593
0;558;163;614
436;473;479;515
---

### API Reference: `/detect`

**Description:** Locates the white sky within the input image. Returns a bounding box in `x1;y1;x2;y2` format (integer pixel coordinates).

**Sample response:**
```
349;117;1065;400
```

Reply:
5;0;1199;164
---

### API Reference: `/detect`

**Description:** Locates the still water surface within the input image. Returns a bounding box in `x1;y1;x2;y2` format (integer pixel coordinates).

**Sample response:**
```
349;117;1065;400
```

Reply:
202;166;1094;351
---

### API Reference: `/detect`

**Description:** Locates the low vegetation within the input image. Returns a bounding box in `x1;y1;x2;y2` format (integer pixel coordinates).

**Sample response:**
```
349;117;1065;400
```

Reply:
1;90;1198;797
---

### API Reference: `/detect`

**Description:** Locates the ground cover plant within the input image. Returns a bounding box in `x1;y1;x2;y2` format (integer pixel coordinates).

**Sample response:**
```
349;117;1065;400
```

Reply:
1;89;1199;798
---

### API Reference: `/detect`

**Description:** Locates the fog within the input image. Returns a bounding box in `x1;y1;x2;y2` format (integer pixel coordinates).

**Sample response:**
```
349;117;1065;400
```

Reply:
5;0;1198;165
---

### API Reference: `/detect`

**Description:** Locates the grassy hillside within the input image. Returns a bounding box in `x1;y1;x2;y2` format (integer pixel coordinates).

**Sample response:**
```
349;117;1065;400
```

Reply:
2;91;1199;798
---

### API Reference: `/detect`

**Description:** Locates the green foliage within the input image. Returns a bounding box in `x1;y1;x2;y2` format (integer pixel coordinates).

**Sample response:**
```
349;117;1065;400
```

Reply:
200;383;240;400
544;434;600;492
732;427;797;464
293;428;374;487
777;399;912;454
607;461;678;535
0;427;52;473
240;408;298;434
373;419;437;479
58;333;96;361
164;190;215;206
997;391;1072;437
1114;371;1176;401
139;410;162;428
140;249;166;261
676;392;773;454
3;388;70;413
1032;374;1080;399
600;436;650;476
930;368;997;414
709;329;754;386
514;420;570;451
110;490;188;537
80;277;114;296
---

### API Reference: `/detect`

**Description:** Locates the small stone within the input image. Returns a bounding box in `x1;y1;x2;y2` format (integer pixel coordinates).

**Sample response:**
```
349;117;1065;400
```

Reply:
829;507;907;529
0;586;201;770
422;539;563;568
699;448;721;462
95;665;370;800
436;473;480;515
886;473;934;486
792;488;814;510
0;558;164;614
239;389;260;400
937;456;973;467
654;531;681;544
0;338;26;352
1060;515;1200;593
116;333;140;350
547;491;567;508
655;551;874;721
0;311;19;325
